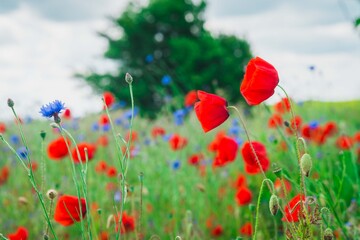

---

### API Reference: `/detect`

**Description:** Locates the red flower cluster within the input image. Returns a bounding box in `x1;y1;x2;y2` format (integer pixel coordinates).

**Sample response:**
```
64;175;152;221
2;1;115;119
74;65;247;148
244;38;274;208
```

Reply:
239;222;253;236
234;174;253;206
151;126;166;139
268;114;283;128
210;225;223;237
8;226;28;240
208;133;238;167
241;141;270;174
336;135;353;150
301;121;338;145
169;134;188;151
274;98;291;114
54;195;87;226
115;211;135;234
240;57;279;105
71;143;97;163
47;137;70;160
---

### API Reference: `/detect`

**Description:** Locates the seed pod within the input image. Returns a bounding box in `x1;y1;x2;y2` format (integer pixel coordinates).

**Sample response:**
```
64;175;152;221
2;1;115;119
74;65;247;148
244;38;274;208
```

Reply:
300;153;312;177
269;194;279;216
46;189;58;200
125;73;133;84
323;228;334;240
7;98;14;107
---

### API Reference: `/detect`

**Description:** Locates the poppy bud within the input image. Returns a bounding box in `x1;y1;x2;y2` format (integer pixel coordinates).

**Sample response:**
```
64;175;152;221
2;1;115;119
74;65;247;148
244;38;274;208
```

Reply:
125;72;133;84
323;228;334;240
269;194;280;216
40;130;46;140
273;166;282;179
44;234;49;240
7;98;14;107
284;121;290;128
300;153;312;177
46;189;58;200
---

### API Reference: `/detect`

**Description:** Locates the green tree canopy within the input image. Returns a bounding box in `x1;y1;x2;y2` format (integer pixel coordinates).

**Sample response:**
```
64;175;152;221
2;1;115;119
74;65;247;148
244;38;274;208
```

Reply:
80;0;252;118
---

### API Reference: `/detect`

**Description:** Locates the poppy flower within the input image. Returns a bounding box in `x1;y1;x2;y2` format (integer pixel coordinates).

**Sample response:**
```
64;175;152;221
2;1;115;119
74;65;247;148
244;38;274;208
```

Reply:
286;116;302;134
336;136;353;150
0;122;6;133
169;134;188;151
107;166;118;178
188;153;204;166
99;231;109;240
125;131;138;142
274;98;291;114
241;141;270;174
323;121;338;137
72;143;97;163
210;225;223;237
274;178;292;198
233;174;247;189
115;211;135;234
54;195;87;226
184;90;198;107
99;114;109;125
208;131;226;152
103;92;115;108
8;226;28;240
282;194;305;222
62;109;71;119
235;187;253;206
240;57;279;105
47;137;71;160
213;136;238;167
354;131;360;143
151;127;166;138
95;160;108;173
194;91;229;133
0;166;10;186
268;114;283;128
97;135;109;147
239;222;253;236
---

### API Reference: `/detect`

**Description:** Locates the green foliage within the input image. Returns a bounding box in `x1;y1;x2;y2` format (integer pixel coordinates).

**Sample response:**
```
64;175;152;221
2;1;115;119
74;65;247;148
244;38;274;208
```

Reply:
79;0;252;117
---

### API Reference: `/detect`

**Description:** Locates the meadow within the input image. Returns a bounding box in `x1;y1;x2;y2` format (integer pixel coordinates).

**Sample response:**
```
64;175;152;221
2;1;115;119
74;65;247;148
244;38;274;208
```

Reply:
0;71;359;239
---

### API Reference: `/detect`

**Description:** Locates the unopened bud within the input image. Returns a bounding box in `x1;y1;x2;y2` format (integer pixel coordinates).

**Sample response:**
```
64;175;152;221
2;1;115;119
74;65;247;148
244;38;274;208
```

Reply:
7;98;14;107
300;153;312;177
125;73;133;84
273;167;283;179
40;130;46;140
269;194;280;216
284;120;290;128
46;189;58;200
323;228;334;240
43;235;49;240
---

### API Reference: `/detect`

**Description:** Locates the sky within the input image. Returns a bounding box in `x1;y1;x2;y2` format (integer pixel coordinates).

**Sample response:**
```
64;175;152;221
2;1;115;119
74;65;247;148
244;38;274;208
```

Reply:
0;0;359;121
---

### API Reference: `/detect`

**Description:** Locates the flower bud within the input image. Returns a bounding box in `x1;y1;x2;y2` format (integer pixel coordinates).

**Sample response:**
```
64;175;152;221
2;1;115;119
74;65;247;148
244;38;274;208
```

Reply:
323;228;334;240
284;120;290;128
7;98;14;107
300;153;312;177
269;194;280;216
40;130;46;140
46;189;58;200
125;72;133;84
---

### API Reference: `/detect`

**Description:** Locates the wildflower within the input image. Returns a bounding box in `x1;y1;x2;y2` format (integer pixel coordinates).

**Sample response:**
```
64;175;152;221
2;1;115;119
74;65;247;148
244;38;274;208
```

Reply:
0;122;6;133
39;100;65;119
213;136;238;167
145;54;154;63
194;91;229;133
233;174;247;189
172;160;181;170
114;211;135;234
184;90;198;107
188;153;204;166
54;195;87;226
47;137;70;160
286;115;302;134
125;131;138;142
161;75;172;85
95;160;108;173
0;166;10;186
210;225;223;237
274;98;291;114
235;187;253;206
71;143;97;163
151;126;166;139
16;146;28;160
336;135;353;150
274;178;292;198
268;114;283;128
282;194;305;222
169;134;188;151
173;109;185;126
103;92;115;108
241;141;270;174
107;166;118;177
240;57;279;105
99;114;110;125
239;222;253;236
8;226;28;240
62;109;71;119
97;135;109;147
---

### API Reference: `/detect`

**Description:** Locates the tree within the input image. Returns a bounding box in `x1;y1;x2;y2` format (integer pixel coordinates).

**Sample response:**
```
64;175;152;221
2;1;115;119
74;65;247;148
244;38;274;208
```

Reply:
80;0;252;118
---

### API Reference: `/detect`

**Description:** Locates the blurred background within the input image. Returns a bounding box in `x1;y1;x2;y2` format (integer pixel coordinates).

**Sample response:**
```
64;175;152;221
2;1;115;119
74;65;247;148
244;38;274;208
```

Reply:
0;0;359;120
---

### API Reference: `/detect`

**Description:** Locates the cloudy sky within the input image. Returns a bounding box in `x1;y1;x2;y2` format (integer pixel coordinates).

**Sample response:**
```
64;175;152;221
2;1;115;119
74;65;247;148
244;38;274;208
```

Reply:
0;0;359;120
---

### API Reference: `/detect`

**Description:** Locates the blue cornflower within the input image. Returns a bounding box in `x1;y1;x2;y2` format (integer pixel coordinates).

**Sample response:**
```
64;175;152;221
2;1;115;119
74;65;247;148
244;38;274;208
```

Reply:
309;121;319;129
10;134;20;145
172;160;181;170
39;100;65;118
115;117;123;126
102;124;110;132
308;65;316;71
17;146;28;159
114;191;122;202
162;134;172;142
161;75;172;85
123;107;139;120
173;109;185;126
145;54;154;63
91;122;99;131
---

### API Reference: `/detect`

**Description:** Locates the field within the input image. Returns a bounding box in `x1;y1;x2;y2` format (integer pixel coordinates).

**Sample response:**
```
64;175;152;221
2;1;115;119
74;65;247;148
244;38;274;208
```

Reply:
0;85;359;240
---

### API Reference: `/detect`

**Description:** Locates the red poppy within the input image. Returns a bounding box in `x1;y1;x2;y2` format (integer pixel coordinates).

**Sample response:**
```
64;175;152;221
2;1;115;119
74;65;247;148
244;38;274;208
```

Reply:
241;141;270;174
99;114;109;125
72;143;97;163
169;134;188;151
286;115;302;134
115;211;135;234
274;178;292;198
188;153;204;166
54;195;87;226
47;137;70;160
354;131;360;143
336;136;353;150
28;161;38;172
301;124;312;139
282;194;305;222
97;135;109;147
323;121;338;137
213;136;238;167
208;131;226;152
233;174;247;189
240;57;279;105
107;166;117;178
268;114;283;128
99;231;109;240
0;122;6;133
194;91;229;133
62;109;71;119
8;226;28;240
235;187;253;206
0;166;10;186
239;222;253;236
125;131;138;142
210;225;223;237
274;98;291;114
184;90;198;107
95;160;108;173
103;92;115;108
151;127;166;138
